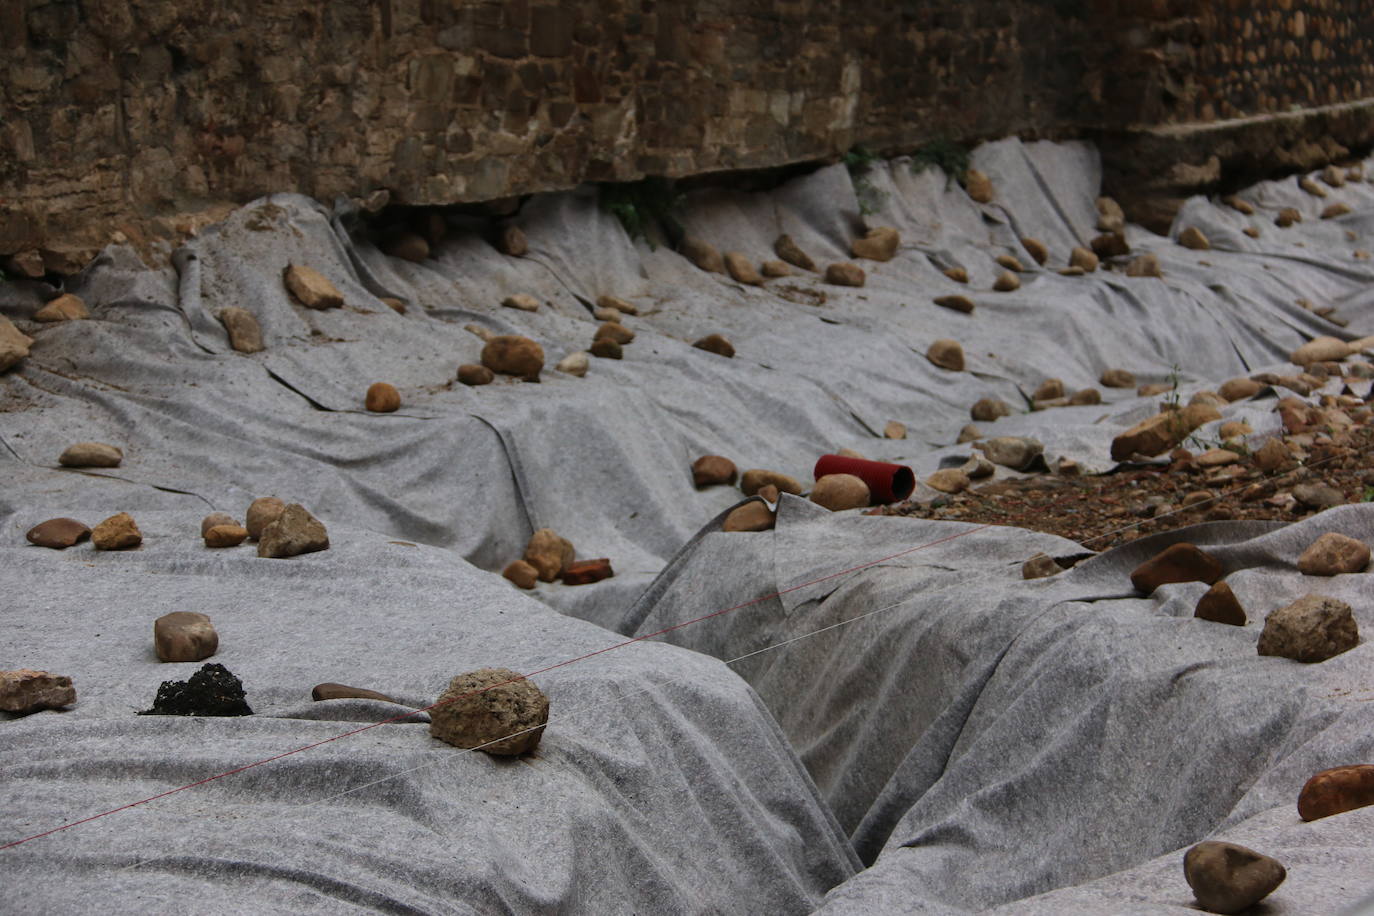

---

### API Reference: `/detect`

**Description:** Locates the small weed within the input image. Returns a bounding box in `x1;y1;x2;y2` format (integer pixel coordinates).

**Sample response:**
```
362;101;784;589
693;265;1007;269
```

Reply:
598;177;684;249
910;139;970;185
1363;485;1374;502
844;146;887;216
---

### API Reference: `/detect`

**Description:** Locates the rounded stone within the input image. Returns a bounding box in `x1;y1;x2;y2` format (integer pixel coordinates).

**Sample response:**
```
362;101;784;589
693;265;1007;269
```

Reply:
692;334;735;358
1021;237;1048;265
933;294;975;314
383;232;429;263
458;363;495;386
810;474;870;511
555;352;589;377
1183;841;1286;915
1219;377;1263;401
364;382;401;413
723;501;776;532
1100;368;1135;388
680;236;724;274
501;293;540;312
503;560;538;590
1022;553;1060;580
429;668;549;756
1298;765;1374;822
26;517;91;549
926;469;970;495
774;234;816;272
201;512;238;537
724;251;763;285
1195;581;1246;626
205;524;248;548
926;339;965;372
246;497;286;540
1297;533;1370;576
1179;226;1211;250
692;455;738;488
992;271;1021;292
1069;246;1099;272
590;338;622;359
884;420;907;440
740;469;802;497
154;611;218;662
970;398;1012;422
593;322;634;345
58;441;123;468
1033;378;1064;401
825;262;866;287
852;227;900;262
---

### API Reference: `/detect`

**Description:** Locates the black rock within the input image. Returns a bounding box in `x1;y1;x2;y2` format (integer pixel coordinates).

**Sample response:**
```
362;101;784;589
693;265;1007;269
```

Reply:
140;663;253;717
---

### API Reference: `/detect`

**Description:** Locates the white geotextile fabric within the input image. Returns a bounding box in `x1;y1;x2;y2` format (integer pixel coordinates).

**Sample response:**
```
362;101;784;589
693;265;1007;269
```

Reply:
3;137;1374;913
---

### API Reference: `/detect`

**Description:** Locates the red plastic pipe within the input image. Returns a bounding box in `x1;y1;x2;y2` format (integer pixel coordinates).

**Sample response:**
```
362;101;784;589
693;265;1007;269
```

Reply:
813;454;915;504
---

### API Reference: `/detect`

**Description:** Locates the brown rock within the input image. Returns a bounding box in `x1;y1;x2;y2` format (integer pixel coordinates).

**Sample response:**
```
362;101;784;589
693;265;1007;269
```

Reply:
810;474;871;510
724;252;764;285
381;297;406;314
0;315;34;372
693;334;734;358
995;254;1024;273
458;363;495;386
1218;421;1251;440
593;309;622;324
1298;533;1370;576
0;669;76;714
1254;438;1295;473
1022;553;1060;580
992;271;1021;292
523;528;575;582
970;398;1011;421
681;236;725;273
219;307;264;353
34;293;90;322
59;442;123;468
1091;232;1130;259
563;558;614;585
204;524;248;548
774;234;816;272
884;420;907;440
825;262;866;287
283;263;344;309
1242;226;1261;239
1183;841;1286;915
925;469;970;495
1178;226;1210;250
1322;202;1352;219
1138;382;1173;397
1069;246;1099;272
1275;207;1302;228
590;338;622;359
1110;404;1220;460
1299;176;1328;198
1291;336;1355;366
501;293;540;312
957;424;983;443
1299;765;1374;822
1223;196;1256;215
25;517;91;549
927;339;965;372
1195;581;1246;625
154;611;218;663
3;249;45;278
1021;237;1049;265
311;683;398;703
1130;543;1222;594
92;512;142;550
1100;368;1136;388
933;294;975;314
503;560;539;589
1195;447;1239;468
596;295;638;316
1258;594;1358;663
965;169;994;203
943;266;969;283
1033;378;1065;401
1069;388;1101;406
1125;253;1162;277
364;382;401;412
384;232;430;262
740;469;802;497
1219;377;1262;401
692;455;738;488
1292;483;1344;510
756;484;780;504
257;504;329;559
852;227;900;262
481;335;544;379
761;260;791;278
497;225;528;257
465;323;495;342
429;667;548;755
246;497;286;539
555;352;589;377
1096;196;1125;233
594;323;635;345
723;500;776;532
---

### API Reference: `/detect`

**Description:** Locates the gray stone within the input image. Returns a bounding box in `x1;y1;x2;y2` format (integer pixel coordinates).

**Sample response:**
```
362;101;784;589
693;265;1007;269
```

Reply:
429;667;549;755
1183;841;1286;915
1022;553;1060;579
1297;533;1370;576
154;611;218;662
977;436;1044;471
0;669;76;714
1258;594;1359;663
257;504;329;559
218;307;264;353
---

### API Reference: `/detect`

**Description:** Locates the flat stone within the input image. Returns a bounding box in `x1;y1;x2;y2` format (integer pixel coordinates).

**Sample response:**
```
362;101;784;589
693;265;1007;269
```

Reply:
1125;253;1162;277
1178;226;1210;250
464;323;495;342
502;293;540;312
740;469;802;497
965;169;993;203
810;474;870;510
693;334;734;358
283;263;344;309
497;225;528;257
1297;532;1370;575
933;294;975;314
760;260;791;278
1299;765;1374;821
1292;482;1344;510
1183;841;1286;915
1291;336;1355;366
59;441;122;468
503;560;539;589
960;455;995;479
562;558;614;585
590;338;622;359
692;455;737;488
154;611;218;663
1257;594;1358;663
0;315;34;372
26;517;90;549
246;496;286;539
1068;388;1101;406
554;352;589;377
723;501;776;532
0;669;76;714
884;420;907;440
995;254;1024;272
1138;382;1173;397
681;236;724;273
925;468;970;494
825;262;866;287
1069;246;1099;272
1224;196;1256;215
1021;237;1048;265
1322;202;1352;219
257;504;329;559
1197;448;1240;467
1022;553;1060;579
1299;176;1327;198
219;307;264;353
1100;368;1135;388
724;251;763;286
205;524;248;548
458;363;495;386
1110;404;1221;460
311;683;398;704
593;307;621;323
942;266;969;283
365;382;401;412
1219;377;1263;401
926;338;965;372
970;398;1011;421
852;227;899;262
1130;543;1222;594
992;271;1020;292
774;234;816;272
1242;226;1261;238
594;322;634;345
596;295;638;316
429;668;548;755
481;335;544;379
977;436;1044;471
524;528;575;582
34;293;89;322
92;512;142;550
1195;581;1246;625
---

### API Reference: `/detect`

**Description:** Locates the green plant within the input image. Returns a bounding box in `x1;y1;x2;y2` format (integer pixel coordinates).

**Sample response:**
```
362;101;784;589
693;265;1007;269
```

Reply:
1363;485;1374;502
910;139;971;185
844;146;887;216
598;177;684;249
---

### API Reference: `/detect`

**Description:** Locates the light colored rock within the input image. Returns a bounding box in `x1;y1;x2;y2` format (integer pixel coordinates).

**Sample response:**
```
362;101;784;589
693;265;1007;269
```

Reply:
724;252;764;285
810;474;871;510
1223;196;1255;215
1033;378;1064;401
1022;553;1060;579
970;398;1011;421
1178;226;1210;250
154;612;218;662
481;335;544;379
1218;420;1251;440
381;297;406;314
992;271;1020;292
555;352;589;377
464;323;495;342
503;560;538;589
1125;253;1162;277
965;169;994;203
592;307;621;322
723;501;776;532
1069;246;1099;272
1322;202;1352;219
1138;382;1173;397
1291;336;1355;366
1219;377;1263;401
34;293;89;322
836;448;866;459
1299;175;1328;198
596;295;638;315
774;234;816;272
760;260;791;278
977;436;1044;471
960;455;995;479
458;363;495;386
364;382;400;412
1110;404;1221;460
1058;266;1085;277
0;315;34;372
0;669;76;713
201;514;238;541
1021;237;1048;265
246;497;286;539
501;294;540;312
825;262;866;287
884;421;907;440
943;266;969;283
681;236;724;273
1096;196;1125;233
219;307;264;353
1188;391;1227;410
429;667;548;755
1196;448;1240;467
92;512;141;550
283;263;344;309
1299;765;1374;822
257;504;329;559
852;227;899;261
1069;388;1101;406
523;528;575;582
692;455;737;488
693;334;735;358
925;468;970;494
59;441;122;468
1242;225;1261;238
1298;533;1370;576
995;254;1024;272
926;339;965;372
957;424;983;443
1258;594;1358;663
740;469;802;497
1183;841;1286;915
204;524;248;548
933;294;975;314
26;517;90;549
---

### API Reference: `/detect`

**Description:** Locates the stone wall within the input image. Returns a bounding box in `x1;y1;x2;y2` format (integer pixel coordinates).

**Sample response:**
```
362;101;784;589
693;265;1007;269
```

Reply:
3;0;1373;272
